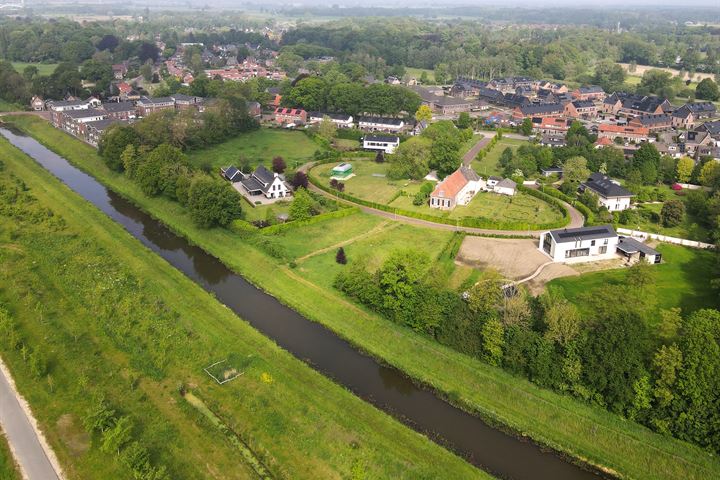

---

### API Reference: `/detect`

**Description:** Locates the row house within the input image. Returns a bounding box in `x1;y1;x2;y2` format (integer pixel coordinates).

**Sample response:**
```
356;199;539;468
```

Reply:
171;94;204;111
512;102;564;120
597;123;651;143
698;120;720;140
671;103;717;130
628;114;673;132
357;116;405;133
136;96;176;116
502;93;531;109
56;108;108;138
571;85;606;102
602;92;671;116
532;116;573;135
47;97;100;125
537;81;568;94
488;76;536;94
85;119;127;147
273;107;307;125
308;112;354;128
100;101;137;121
564;100;597;119
679;131;715;158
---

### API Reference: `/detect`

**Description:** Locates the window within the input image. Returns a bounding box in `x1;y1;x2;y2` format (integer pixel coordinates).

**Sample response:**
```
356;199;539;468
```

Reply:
565;248;590;258
603;238;609;245
599;246;607;254
542;234;552;254
591;240;596;246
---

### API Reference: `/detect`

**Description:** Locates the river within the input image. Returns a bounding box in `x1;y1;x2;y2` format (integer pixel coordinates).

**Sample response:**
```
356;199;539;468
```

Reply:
0;126;605;480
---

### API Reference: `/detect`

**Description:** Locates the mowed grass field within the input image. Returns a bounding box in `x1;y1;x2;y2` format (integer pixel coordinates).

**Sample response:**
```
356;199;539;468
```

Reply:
187;128;318;170
471;138;527;177
9;115;720;480
0;135;484;479
548;243;720;319
389;190;564;225
9;61;59;76
0;429;20;480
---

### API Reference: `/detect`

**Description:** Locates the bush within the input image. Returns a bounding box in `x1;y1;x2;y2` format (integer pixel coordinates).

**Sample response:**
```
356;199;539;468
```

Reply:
660;199;685;227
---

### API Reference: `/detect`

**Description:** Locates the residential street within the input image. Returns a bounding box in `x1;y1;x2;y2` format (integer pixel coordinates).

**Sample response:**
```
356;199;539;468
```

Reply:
0;358;61;480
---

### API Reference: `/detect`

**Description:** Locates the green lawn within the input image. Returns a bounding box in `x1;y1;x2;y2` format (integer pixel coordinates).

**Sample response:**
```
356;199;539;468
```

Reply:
313;159;422;204
388;190;565;225
471;138;527;177
627;203;711;243
0;134;484;479
9;115;720;480
0;429;20;480
9;61;59;76
405;67;435;82
0;99;22;112
187;128;319;171
548;244;720;319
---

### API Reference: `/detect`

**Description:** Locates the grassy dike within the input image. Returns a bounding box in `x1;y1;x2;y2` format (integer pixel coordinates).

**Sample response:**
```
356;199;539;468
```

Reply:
9;115;720;480
0;134;485;479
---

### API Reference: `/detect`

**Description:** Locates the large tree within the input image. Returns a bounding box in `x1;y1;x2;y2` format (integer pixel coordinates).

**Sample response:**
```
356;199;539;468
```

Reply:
695;78;720;102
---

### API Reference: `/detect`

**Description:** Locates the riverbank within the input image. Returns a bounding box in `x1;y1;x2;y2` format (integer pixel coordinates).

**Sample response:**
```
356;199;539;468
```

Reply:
7;115;720;480
0;134;485;479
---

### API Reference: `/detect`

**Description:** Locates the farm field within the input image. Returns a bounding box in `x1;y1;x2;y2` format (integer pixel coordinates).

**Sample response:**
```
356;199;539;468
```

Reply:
187;128;319;171
0;134;484;479
471;138;527;177
548;243;720;319
8;115;720;480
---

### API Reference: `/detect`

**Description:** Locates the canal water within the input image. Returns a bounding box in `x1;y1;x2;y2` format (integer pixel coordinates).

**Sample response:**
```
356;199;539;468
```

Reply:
0;127;605;480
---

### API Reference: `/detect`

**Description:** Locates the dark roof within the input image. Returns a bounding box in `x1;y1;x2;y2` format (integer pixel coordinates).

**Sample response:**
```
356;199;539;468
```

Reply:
685;102;716;114
240;176;264;193
699;120;720;135
358;117;404;126
496;178;516;189
577;85;604;94
459;166;480;182
478;87;504;102
548;225;617;244
519;103;563;115
170;93;202;103
101;101;135;113
634;114;672;126
541;166;564;173
365;134;400;143
47;99;88;108
253;164;275;185
617;236;660;256
503;93;531;107
62;108;107;119
571;100;595;109
582;173;634;198
432;96;472;106
309;112;353;121
138;96;174;104
489;175;503;181
222;166;243;182
85;118;124;132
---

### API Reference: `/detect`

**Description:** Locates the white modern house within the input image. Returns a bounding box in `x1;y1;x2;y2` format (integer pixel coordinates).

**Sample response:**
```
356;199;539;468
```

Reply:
363;135;400;154
358;116;405;132
580;173;633;212
221;164;290;202
430;166;484;210
308;112;354;128
539;225;619;263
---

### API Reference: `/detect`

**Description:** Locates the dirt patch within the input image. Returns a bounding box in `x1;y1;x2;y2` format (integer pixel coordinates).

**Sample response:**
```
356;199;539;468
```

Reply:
56;414;90;457
457;237;551;280
525;264;578;295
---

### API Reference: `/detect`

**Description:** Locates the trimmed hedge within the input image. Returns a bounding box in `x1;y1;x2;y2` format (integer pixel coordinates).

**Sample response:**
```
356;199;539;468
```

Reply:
309;172;570;231
536;186;595;225
261;206;359;235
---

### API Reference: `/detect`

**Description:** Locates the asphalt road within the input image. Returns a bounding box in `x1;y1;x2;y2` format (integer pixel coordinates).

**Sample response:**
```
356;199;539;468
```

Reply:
0;362;60;480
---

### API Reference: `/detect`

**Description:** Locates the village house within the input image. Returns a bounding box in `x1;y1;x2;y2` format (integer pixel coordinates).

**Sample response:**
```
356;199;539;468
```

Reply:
493;178;517;196
564;100;597;119
430;96;475;115
273;107;307;125
55;108;108;138
580;173;634;211
532;117;573;135
597;123;651;143
697;120;720;140
602;92;671;117
246;101;262;118
112;63;128;80
540;166;564;177
540;134;566;148
357;116;405;133
571;85;606;102
223;164;291;201
84;119;127;147
308;112;354;128
616;236;662;264
429;166;484;210
502;93;532;109
30;96;45;111
171;94;204;111
477;87;505;105
539;225;619;263
362;135;400;154
679;130;714;158
628;114;673;133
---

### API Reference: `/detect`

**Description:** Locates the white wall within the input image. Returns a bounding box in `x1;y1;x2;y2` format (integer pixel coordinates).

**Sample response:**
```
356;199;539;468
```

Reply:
599;196;631;212
539;233;620;263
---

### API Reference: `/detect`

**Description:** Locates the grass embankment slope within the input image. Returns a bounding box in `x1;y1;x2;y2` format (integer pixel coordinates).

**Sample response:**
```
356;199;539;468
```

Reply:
0;137;484;479
9;115;720;480
186;128;318;170
0;428;20;480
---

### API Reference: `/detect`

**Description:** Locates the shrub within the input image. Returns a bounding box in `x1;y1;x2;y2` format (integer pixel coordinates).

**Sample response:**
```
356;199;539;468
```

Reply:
336;247;347;265
660;199;685;227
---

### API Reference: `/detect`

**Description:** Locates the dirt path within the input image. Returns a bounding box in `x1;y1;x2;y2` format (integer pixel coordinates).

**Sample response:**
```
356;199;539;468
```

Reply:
0;357;63;480
295;221;399;262
462;135;491;166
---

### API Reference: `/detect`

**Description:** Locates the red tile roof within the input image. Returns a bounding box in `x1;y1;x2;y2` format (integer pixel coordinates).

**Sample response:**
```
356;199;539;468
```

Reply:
432;169;468;199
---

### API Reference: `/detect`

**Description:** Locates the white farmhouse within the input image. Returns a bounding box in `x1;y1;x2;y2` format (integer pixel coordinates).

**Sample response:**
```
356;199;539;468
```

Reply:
429;166;484;210
223;164;290;200
580;173;633;212
363;135;400;154
539;225;619;263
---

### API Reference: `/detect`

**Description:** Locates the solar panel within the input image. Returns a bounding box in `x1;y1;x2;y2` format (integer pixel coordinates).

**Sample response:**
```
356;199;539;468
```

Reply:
556;227;610;239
